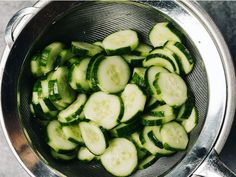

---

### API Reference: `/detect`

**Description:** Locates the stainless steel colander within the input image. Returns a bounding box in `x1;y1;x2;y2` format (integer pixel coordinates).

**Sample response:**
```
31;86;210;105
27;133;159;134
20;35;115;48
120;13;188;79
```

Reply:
1;1;236;177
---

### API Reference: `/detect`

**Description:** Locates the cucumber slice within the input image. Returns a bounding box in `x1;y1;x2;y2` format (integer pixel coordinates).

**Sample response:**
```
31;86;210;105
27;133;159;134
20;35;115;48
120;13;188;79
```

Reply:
51;148;76;161
49;67;76;110
178;107;198;133
149;22;182;47
84;91;123;129
58;94;87;124
31;54;43;77
133;43;152;57
131;132;149;160
143;54;176;73
66;57;80;66
40;75;58;111
177;97;195;119
138;155;157;170
150;104;176;119
131;132;144;149
101;138;138;177
93;56;130;93
122;55;145;67
79;121;107;155
154;72;187;106
103;30;139;55
55;49;74;66
78;147;95;162
150;47;180;74
72;41;103;57
93;41;104;48
145;66;169;100
141;114;170;126
147;126;163;148
161;121;188;151
110;120;142;137
47;120;77;152
62;123;84;144
140;126;174;156
32;80;58;119
86;53;105;90
165;41;194;75
146;97;159;110
130;67;147;89
39;42;65;74
69;58;91;92
121;84;146;122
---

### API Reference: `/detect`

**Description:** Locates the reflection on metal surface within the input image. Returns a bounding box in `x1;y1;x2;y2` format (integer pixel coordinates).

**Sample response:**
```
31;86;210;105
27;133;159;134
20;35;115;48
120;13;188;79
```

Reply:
0;1;235;177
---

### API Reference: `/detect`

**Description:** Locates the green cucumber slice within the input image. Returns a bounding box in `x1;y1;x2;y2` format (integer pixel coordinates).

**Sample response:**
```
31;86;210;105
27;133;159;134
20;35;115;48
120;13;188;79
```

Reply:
79;121;107;155
84;91;123;129
102;29;139;55
121;84;146;122
58;94;87;124
101;138;138;177
78;147;95;162
153;72;187;106
72;41;103;57
149;22;182;47
69;58;91;92
93;55;130;93
161;121;189;151
165;41;193;75
47;120;78;152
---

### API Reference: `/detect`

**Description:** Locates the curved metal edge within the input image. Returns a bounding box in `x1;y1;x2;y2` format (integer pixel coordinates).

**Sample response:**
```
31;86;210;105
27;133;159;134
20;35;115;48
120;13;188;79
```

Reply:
1;1;63;177
183;0;236;155
181;0;236;176
5;7;39;48
0;47;35;177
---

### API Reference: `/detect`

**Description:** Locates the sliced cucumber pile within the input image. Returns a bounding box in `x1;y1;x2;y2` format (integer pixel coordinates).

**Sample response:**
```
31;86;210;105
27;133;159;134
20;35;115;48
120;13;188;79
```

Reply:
30;21;198;176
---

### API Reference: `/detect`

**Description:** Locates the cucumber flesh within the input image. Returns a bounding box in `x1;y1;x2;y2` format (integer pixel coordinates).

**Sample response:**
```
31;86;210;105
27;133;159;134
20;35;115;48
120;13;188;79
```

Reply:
47;120;78;152
39;42;65;74
146;66;169;100
165;41;193;75
95;56;130;93
141;126;174;156
179;107;198;133
78;147;95;162
58;94;87;124
161;121;188;151
51;148;76;161
121;84;146;122
62;123;84;144
133;43;152;57
154;72;187;106
49;67;76;109
103;30;139;55
69;58;91;92
101;138;138;177
79;121;107;155
72;41;103;57
84;91;122;129
149;22;181;47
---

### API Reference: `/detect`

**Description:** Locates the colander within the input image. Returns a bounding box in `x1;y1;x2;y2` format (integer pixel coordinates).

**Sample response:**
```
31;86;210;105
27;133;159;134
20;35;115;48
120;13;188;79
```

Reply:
1;1;236;177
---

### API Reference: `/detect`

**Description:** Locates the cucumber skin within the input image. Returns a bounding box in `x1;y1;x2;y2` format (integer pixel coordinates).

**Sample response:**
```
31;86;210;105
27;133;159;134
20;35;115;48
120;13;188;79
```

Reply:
147;131;163;149
111;119;142;138
105;46;133;56
86;54;105;91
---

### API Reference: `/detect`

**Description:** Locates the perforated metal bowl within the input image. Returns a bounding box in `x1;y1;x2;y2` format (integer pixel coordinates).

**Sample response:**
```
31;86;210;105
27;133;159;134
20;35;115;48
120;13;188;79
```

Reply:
1;1;236;177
